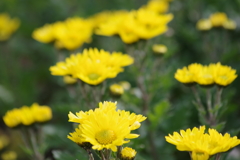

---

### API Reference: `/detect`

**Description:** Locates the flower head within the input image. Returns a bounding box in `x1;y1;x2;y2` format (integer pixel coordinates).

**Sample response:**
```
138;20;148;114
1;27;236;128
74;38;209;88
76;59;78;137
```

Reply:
110;84;124;96
0;13;20;41
50;48;133;85
210;12;228;27
165;126;240;158
196;19;212;31
68;101;146;152
120;147;137;160
152;44;168;54
3;103;52;127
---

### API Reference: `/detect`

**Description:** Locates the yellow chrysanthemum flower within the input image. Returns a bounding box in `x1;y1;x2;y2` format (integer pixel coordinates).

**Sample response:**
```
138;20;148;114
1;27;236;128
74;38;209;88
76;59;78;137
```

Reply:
142;0;169;13
3;103;52;127
194;65;215;85
174;67;194;84
165;126;240;159
209;12;228;27
68;101;146;152
211;62;237;86
120;147;137;160
152;44;168;54
32;17;94;50
3;108;22;128
0;13;20;41
96;8;173;44
196;19;212;31
31;103;52;123
50;48;133;85
110;84;124;96
32;24;54;43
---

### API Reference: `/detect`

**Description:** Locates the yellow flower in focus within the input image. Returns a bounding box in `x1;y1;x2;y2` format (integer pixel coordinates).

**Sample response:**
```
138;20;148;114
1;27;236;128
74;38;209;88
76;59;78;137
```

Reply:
32;24;54;43
211;62;237;86
31;103;52;123
209;12;228;27
165;126;240;158
0;13;20;41
68;101;146;152
196;19;212;31
1;151;17;160
50;48;133;85
3;108;22;128
120;147;137;160
174;67;194;84
67;127;92;149
152;44;168;54
110;84;124;96
142;0;169;13
63;75;77;84
223;19;237;30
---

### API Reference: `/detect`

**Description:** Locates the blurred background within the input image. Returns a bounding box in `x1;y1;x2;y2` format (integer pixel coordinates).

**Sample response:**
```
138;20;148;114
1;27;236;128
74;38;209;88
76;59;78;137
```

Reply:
0;0;240;159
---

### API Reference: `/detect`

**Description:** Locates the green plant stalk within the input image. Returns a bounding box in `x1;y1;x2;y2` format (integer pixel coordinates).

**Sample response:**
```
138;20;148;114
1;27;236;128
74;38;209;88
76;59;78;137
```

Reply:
28;128;44;160
206;88;215;126
87;149;94;160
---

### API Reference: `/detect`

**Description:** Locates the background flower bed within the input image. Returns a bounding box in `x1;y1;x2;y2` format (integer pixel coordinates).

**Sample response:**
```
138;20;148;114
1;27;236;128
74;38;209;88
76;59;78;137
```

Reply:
0;0;240;160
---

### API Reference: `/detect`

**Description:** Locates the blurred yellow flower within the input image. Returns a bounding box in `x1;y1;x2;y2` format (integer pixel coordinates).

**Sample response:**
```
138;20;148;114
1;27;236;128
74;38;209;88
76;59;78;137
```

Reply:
32;24;54;43
174;67;194;84
68;101;146;152
32;17;94;50
142;0;169;13
31;103;52;123
210;12;228;27
3;103;52;127
152;44;168;54
165;126;240;159
175;62;237;86
63;75;77;84
211;62;237;86
96;8;173;44
50;48;133;85
110;84;124;96
196;19;212;31
1;151;17;160
3;108;22;128
223;19;237;30
0;13;20;41
120;147;137;160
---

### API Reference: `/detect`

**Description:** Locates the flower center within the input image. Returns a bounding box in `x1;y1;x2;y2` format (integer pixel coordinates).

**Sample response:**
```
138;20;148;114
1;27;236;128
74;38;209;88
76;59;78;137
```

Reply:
95;130;117;145
88;73;100;80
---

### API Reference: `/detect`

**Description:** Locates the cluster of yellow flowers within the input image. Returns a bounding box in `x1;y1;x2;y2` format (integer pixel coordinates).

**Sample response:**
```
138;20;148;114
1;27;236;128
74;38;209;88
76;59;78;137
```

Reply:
175;62;237;86
96;1;173;43
0;13;20;41
50;48;134;85
165;126;240;160
197;12;236;31
68;101;146;154
3;103;52;128
32;0;173;48
32;17;94;50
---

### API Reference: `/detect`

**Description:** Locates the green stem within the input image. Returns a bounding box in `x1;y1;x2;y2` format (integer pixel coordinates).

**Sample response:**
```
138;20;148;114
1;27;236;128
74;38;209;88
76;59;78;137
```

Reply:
191;86;206;114
215;153;221;160
117;146;122;160
206;88;215;126
28;128;43;160
214;87;223;117
87;149;94;160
